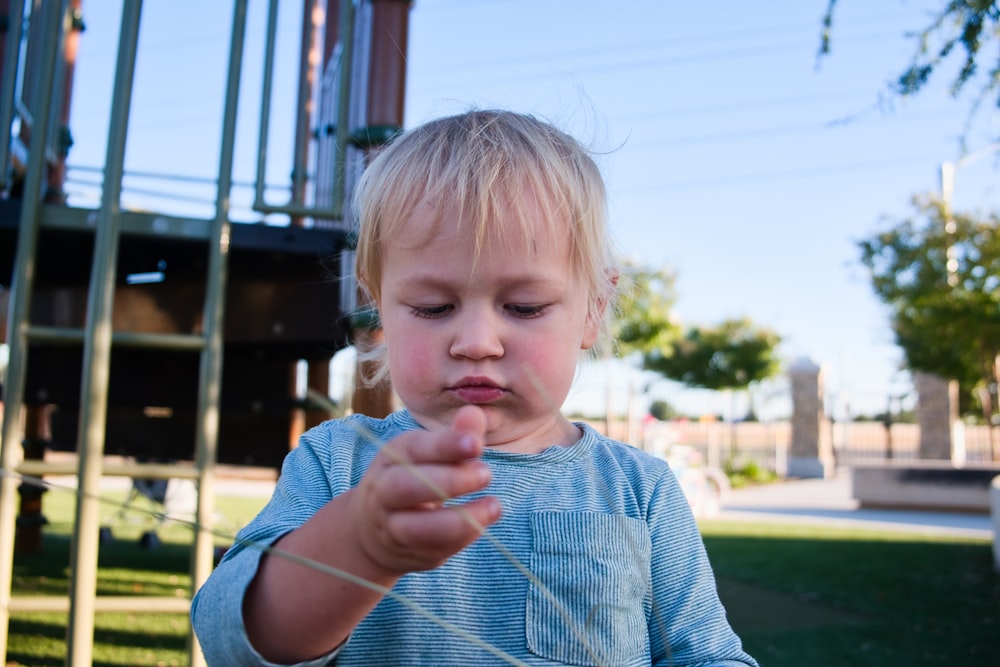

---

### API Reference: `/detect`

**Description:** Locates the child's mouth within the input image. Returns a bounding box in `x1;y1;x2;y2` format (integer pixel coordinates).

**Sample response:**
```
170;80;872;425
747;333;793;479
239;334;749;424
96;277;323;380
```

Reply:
451;378;505;404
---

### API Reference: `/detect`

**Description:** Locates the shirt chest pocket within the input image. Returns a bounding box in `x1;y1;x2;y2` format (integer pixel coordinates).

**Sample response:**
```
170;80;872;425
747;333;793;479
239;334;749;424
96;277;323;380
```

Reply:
526;512;651;666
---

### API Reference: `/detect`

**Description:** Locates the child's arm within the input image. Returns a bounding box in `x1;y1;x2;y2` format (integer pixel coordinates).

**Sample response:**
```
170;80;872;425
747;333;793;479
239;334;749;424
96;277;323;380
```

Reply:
647;467;759;667
242;405;501;664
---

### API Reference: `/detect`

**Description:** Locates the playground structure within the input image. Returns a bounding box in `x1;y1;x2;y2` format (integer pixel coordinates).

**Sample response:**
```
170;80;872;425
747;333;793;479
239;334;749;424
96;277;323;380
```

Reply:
0;1;411;664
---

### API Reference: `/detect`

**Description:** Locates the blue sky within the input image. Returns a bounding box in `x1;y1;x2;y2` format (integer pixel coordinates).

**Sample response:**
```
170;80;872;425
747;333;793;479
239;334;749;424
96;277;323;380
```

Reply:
61;1;1000;420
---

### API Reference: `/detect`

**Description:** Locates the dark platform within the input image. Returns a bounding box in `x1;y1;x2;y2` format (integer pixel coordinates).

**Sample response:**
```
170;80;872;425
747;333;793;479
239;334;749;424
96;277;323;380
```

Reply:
1;199;352;468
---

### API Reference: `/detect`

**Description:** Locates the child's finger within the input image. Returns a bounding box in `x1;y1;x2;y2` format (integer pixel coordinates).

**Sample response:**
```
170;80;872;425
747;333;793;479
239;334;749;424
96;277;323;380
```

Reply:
450;404;487;441
387;496;502;550
376;460;491;510
381;406;487;467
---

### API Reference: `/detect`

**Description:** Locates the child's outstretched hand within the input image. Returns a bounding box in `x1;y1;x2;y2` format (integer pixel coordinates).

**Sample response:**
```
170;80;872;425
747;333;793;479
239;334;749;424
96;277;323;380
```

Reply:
348;405;502;575
241;406;502;662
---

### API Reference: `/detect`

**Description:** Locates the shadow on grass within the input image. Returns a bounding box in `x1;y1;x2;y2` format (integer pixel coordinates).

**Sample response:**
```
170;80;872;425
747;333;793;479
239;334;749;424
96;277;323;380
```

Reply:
8;616;187;666
702;522;999;667
718;577;867;632
14;535;191;595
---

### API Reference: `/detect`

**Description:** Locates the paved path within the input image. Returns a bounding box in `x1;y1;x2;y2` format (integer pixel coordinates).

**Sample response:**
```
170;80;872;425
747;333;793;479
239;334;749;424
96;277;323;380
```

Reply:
206;468;994;540
714;471;994;540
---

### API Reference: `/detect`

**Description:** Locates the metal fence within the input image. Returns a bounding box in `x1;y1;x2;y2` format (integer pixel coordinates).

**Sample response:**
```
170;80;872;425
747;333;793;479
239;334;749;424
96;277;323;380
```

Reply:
632;419;999;473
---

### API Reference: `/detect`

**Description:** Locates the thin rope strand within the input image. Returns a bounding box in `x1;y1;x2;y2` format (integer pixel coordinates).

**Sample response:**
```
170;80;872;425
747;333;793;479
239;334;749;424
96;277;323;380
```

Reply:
345;419;609;666
3;469;530;666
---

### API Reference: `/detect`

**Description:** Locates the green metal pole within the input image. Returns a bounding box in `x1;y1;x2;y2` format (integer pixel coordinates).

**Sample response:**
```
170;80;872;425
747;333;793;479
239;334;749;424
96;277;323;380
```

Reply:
331;0;356;220
0;0;67;660
252;0;280;213
188;2;247;665
0;0;26;193
251;0;345;221
65;3;143;666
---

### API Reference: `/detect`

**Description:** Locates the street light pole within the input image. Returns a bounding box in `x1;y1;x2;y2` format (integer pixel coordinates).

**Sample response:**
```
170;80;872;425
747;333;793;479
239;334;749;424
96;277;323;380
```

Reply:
937;142;1000;461
939;160;959;286
940;141;1000;203
940;143;1000;284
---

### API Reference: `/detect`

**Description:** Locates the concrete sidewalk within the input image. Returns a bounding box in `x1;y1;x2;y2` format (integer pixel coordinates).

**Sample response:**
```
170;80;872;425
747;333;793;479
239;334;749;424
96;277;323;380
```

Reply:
206;469;995;540
714;471;994;540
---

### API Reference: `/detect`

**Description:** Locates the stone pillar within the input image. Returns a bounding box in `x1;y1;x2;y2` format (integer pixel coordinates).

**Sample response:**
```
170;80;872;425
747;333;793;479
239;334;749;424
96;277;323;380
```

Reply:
914;371;963;463
788;357;835;478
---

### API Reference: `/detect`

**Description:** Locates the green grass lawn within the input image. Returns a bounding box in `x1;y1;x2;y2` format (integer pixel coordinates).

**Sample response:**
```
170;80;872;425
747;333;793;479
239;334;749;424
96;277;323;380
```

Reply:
7;486;269;666
701;520;999;667
6;487;998;665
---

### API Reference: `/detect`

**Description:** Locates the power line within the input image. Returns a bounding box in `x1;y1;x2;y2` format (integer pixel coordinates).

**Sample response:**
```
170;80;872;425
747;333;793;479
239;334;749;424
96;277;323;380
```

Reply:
621;153;943;193
624;106;958;151
411;4;912;77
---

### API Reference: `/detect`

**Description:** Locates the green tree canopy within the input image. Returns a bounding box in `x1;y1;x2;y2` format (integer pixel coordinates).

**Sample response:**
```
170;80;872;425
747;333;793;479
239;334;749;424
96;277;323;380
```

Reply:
642;318;783;392
612;264;681;357
858;196;1000;423
613;264;783;396
648;399;680;421
820;1;1000;145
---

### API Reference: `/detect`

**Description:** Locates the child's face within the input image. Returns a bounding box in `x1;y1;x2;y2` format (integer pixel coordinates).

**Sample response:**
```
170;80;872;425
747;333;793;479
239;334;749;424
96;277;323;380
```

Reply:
376;193;599;453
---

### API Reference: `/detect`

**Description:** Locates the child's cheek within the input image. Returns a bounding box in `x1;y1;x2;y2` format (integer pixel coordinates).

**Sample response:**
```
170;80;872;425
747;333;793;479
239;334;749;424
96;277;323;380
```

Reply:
517;337;578;401
391;339;437;393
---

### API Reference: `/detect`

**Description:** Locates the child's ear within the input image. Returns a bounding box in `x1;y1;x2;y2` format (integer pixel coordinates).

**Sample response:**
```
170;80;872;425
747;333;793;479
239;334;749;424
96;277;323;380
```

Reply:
581;269;619;350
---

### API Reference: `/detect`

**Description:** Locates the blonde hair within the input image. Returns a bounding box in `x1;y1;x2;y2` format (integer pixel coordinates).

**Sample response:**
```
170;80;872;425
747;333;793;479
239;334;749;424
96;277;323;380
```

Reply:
353;109;618;385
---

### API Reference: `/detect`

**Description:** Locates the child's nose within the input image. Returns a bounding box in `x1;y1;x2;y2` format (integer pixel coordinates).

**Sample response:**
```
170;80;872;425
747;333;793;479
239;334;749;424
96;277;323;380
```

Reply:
450;309;504;360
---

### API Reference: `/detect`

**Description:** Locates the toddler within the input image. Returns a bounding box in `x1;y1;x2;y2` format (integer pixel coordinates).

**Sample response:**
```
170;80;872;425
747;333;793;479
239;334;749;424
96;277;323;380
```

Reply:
191;109;758;667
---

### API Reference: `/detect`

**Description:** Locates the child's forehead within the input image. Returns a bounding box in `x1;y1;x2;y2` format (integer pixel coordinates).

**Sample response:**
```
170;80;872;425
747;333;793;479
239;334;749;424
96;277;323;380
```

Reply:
382;208;576;288
389;195;567;255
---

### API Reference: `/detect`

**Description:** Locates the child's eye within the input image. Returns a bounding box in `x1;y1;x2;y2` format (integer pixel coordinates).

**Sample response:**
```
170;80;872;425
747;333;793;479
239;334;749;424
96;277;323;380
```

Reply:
411;304;453;319
506;304;549;318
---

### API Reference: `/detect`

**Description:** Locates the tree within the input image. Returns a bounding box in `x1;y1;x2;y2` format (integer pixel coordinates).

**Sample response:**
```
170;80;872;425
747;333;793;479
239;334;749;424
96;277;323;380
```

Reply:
819;1;1000;145
613;265;783;418
857;196;1000;453
612;264;681;358
641;318;783;393
599;264;681;435
648;399;679;421
640;318;782;454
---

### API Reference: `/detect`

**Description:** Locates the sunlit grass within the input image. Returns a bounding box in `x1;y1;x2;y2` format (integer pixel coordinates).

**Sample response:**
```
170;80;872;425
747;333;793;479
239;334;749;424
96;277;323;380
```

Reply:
10;611;190;666
8;484;268;666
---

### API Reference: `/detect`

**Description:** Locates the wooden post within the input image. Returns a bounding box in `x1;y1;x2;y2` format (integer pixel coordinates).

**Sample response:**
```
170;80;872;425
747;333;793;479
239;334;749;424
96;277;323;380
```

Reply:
16;405;50;554
305;356;332;427
339;0;411;418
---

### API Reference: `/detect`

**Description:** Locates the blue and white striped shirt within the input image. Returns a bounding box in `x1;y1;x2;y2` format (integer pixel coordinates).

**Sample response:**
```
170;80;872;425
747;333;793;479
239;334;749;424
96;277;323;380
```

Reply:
191;410;758;667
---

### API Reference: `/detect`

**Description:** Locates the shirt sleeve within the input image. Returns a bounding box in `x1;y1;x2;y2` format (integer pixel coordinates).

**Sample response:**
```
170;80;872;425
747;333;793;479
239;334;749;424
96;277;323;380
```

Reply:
190;428;345;666
647;468;759;667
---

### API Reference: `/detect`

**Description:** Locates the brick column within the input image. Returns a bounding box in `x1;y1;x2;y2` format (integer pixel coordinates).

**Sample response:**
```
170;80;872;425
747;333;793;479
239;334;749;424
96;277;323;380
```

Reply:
788;357;835;478
914;371;963;463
